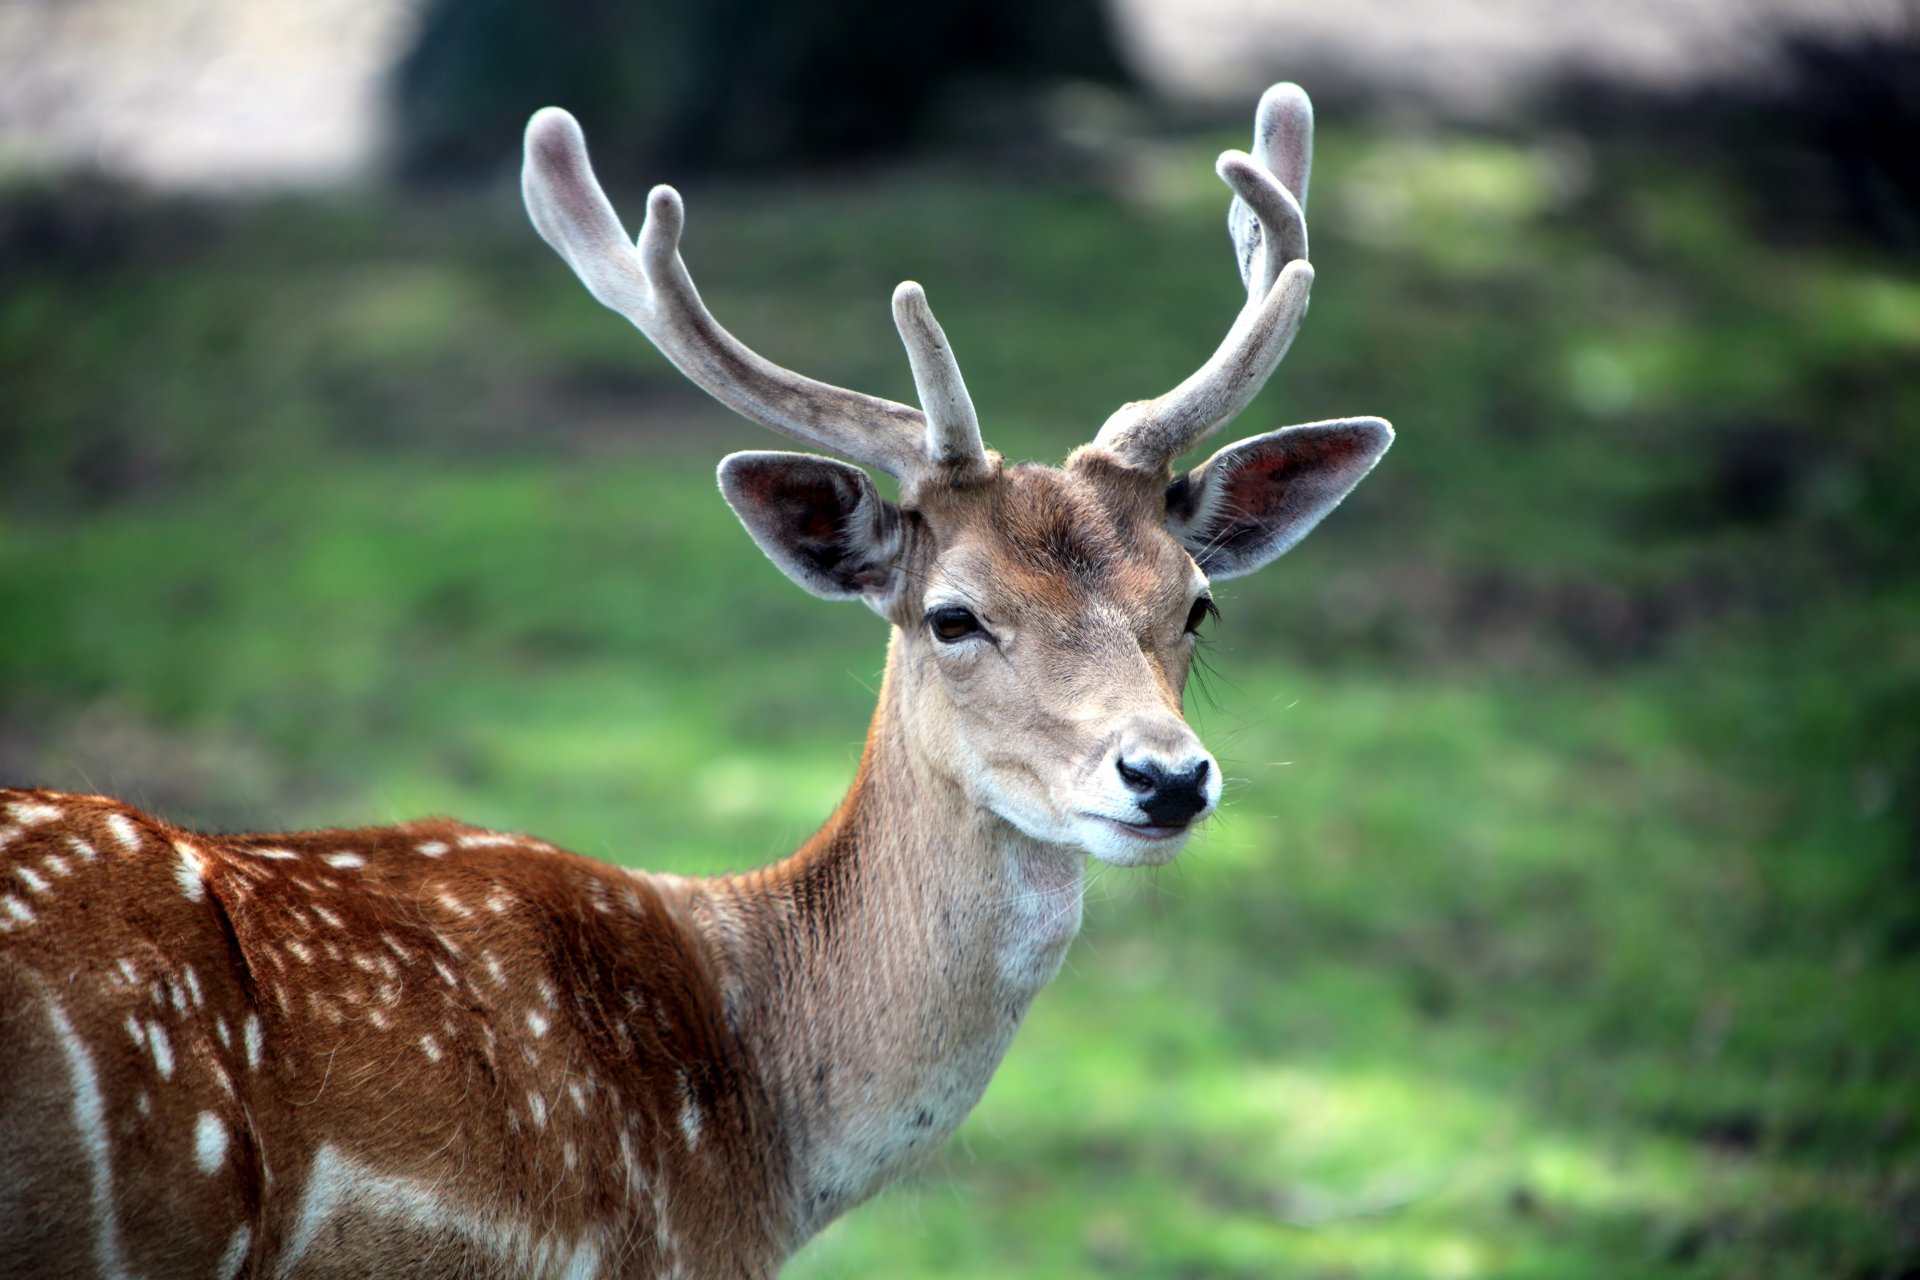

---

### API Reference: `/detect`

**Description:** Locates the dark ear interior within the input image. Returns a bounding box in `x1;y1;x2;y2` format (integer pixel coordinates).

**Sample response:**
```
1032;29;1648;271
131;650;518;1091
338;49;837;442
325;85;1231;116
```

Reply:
717;451;904;601
1166;417;1393;579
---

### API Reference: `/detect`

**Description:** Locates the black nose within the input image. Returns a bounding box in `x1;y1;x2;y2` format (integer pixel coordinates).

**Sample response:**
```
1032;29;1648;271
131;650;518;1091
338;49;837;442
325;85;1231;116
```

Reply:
1115;757;1211;827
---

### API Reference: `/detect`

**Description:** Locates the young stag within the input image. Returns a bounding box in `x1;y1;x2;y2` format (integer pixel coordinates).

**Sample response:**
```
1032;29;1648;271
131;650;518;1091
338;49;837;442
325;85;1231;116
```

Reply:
0;84;1389;1277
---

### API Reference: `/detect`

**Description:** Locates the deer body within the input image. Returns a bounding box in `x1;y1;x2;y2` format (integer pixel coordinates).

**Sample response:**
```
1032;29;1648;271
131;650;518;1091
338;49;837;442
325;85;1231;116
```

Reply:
2;85;1391;1277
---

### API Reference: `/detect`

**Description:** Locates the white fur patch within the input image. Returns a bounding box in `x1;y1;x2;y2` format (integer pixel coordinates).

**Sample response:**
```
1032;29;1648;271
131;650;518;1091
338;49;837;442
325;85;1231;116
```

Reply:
46;996;135;1280
106;813;142;850
678;1077;703;1149
148;1022;174;1079
7;799;62;826
195;1111;229;1173
218;1225;252;1280
279;1145;602;1279
173;841;206;902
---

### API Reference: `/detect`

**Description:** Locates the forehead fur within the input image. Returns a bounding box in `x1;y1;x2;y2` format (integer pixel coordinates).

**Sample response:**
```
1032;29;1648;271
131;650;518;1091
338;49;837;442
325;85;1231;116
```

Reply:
912;459;1192;609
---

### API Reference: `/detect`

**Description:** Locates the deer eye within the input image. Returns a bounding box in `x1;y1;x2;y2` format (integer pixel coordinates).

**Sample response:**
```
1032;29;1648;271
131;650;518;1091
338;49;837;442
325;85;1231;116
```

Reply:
1184;595;1218;635
928;606;985;643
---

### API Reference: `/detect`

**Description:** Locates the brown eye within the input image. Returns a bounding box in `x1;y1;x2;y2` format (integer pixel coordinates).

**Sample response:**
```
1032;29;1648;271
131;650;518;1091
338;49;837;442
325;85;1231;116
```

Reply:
1184;595;1218;635
929;606;984;643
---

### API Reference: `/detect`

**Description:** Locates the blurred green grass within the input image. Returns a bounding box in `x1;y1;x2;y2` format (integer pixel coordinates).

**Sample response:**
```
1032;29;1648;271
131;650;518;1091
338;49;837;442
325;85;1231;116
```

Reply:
2;123;1917;1277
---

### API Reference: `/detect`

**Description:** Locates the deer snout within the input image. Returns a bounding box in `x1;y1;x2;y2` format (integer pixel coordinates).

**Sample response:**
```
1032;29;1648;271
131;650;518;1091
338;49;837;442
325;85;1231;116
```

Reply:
1103;714;1220;827
1116;755;1213;828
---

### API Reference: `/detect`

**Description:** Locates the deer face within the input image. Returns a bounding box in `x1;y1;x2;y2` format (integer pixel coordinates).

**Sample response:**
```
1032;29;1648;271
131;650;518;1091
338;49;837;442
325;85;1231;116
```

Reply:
894;462;1217;865
718;423;1390;865
525;82;1392;864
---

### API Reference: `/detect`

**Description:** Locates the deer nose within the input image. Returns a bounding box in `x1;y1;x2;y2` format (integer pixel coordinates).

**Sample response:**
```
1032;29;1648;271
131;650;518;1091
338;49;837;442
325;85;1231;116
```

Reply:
1114;756;1212;828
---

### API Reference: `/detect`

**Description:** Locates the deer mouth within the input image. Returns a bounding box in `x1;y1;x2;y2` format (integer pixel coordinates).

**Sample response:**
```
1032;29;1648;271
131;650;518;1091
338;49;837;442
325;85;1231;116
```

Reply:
1085;815;1192;842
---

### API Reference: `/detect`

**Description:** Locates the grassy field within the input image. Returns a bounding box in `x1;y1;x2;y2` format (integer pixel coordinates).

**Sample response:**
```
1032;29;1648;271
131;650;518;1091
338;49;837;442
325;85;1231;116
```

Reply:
3;118;1917;1276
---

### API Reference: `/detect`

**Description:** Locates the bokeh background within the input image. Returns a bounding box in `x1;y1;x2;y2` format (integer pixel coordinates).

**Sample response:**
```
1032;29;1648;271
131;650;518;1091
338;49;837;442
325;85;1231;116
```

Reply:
3;0;1917;1275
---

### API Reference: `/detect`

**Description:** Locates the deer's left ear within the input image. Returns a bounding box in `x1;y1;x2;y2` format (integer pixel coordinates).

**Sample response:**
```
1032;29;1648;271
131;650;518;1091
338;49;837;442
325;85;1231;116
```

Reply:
1165;417;1393;579
718;451;907;605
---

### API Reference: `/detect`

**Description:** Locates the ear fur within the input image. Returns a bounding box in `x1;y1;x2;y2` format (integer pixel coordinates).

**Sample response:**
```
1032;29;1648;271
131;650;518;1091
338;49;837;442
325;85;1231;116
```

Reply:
1166;417;1392;579
717;451;905;603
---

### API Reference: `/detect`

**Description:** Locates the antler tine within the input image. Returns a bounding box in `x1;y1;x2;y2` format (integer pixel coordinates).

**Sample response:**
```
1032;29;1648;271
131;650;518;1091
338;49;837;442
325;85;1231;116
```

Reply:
1092;83;1317;472
892;282;988;476
523;107;947;481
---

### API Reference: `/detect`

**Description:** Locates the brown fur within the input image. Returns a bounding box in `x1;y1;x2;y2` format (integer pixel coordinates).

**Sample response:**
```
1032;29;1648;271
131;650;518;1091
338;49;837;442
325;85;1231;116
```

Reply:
0;454;1229;1278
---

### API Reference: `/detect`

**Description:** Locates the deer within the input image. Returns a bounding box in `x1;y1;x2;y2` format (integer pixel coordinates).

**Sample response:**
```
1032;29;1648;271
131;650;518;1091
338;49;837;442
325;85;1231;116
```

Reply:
0;83;1389;1278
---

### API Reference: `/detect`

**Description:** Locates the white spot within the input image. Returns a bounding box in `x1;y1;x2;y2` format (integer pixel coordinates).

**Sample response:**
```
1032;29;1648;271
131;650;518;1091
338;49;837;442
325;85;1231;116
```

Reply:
7;799;62;826
124;1014;146;1050
436;893;473;919
243;1014;263;1070
106;812;142;850
218;1225;252;1280
369;1007;391;1030
483;953;507;987
527;1010;550;1038
173;841;206;902
135;1092;151;1117
216;1017;232;1049
458;832;520;849
382;935;413;963
184;967;204;1007
68;834;100;862
431;960;458;987
528;1092;547;1128
563;1142;578;1171
678;1076;703;1148
311;905;344;929
148;1021;174;1080
485;889;513;914
168;981;189;1016
0;824;17;850
323;852;365;870
114;958;140;986
537;977;557;1008
43;854;71;878
1;895;36;927
287;940;313;963
45;995;136;1280
569;1081;586;1113
6;870;44;902
194;1111;228;1173
416;841;448;857
351;954;380;974
420;1035;442;1062
254;847;299;861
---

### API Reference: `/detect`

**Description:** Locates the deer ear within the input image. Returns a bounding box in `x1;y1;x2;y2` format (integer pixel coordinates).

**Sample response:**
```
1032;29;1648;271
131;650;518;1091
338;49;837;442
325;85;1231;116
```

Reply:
718;451;906;602
1166;417;1393;579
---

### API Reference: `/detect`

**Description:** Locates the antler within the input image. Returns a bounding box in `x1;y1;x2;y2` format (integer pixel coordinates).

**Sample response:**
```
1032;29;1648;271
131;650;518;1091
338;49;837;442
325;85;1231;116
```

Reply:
1092;83;1318;472
522;107;988;483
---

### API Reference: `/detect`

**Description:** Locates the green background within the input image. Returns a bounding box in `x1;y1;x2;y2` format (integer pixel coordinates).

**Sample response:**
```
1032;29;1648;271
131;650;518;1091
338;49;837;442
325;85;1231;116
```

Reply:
3;120;1917;1276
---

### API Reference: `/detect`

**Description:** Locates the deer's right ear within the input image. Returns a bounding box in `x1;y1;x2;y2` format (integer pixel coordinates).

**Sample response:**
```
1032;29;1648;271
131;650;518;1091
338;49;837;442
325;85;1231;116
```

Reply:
718;452;906;604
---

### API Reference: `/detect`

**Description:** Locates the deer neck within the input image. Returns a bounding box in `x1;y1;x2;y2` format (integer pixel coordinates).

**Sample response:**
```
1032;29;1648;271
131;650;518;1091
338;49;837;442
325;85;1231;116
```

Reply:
690;647;1085;1236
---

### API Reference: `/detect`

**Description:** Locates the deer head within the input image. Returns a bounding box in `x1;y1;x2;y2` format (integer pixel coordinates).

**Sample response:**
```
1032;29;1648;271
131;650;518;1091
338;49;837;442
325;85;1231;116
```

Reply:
522;84;1391;870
